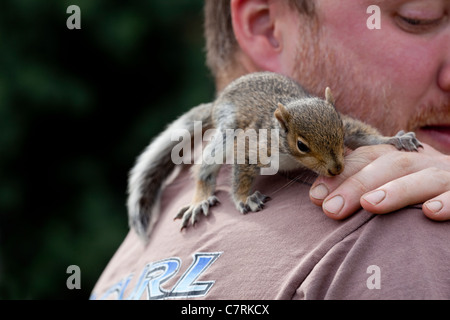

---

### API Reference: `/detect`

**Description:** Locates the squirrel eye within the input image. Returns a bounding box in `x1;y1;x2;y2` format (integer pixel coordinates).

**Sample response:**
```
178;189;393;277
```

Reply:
297;140;310;153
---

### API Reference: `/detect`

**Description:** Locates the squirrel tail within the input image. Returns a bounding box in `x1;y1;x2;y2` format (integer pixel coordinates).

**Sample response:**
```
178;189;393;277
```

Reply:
127;102;214;241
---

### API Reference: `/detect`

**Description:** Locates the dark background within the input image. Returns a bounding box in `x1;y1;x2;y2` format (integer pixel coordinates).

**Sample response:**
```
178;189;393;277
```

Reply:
0;0;214;299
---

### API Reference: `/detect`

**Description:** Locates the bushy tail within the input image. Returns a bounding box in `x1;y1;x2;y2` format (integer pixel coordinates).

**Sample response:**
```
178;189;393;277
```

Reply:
127;102;213;241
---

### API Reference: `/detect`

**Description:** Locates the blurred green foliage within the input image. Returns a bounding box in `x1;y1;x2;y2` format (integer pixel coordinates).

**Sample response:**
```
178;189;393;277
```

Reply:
0;0;214;299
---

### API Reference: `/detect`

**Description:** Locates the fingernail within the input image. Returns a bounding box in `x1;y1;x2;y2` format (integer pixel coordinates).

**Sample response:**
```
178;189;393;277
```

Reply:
323;195;345;215
310;184;329;200
362;190;386;206
424;200;443;214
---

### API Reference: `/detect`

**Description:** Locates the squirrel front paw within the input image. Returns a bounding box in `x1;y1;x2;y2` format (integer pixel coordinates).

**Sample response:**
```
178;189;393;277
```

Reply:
236;191;271;214
388;130;423;151
174;195;220;230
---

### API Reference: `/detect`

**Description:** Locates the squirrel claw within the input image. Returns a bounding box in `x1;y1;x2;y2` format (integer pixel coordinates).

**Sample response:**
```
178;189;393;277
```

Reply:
238;202;249;214
389;131;423;152
237;191;271;214
175;196;220;230
174;206;189;221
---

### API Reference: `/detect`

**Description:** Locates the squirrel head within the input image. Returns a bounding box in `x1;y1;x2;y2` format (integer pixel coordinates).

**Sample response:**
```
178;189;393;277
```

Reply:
274;87;345;177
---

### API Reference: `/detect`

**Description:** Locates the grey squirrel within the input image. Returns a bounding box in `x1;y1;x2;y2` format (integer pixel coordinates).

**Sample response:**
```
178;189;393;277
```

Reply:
127;72;422;240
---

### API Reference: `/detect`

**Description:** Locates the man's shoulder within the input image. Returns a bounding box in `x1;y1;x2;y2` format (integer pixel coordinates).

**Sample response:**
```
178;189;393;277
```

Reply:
91;167;369;299
92;167;450;300
298;205;450;299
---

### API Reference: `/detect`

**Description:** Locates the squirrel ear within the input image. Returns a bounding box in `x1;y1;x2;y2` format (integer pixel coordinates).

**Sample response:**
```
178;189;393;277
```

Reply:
325;87;335;106
274;103;289;132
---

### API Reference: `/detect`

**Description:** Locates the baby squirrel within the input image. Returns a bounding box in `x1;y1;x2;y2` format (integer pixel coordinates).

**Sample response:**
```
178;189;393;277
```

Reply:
127;72;422;240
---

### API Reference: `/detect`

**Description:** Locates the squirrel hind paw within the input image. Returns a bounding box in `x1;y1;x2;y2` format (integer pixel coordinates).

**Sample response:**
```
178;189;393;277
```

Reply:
175;197;220;230
389;131;423;152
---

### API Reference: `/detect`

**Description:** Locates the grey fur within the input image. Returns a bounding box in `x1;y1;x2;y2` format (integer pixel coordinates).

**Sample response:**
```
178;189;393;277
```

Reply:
127;102;213;241
128;72;422;240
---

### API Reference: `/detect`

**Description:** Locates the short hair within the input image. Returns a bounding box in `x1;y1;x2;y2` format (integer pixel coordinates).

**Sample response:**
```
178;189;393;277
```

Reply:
204;0;315;86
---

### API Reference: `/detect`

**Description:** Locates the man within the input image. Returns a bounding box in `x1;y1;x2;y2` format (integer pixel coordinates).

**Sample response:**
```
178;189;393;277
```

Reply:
91;0;450;299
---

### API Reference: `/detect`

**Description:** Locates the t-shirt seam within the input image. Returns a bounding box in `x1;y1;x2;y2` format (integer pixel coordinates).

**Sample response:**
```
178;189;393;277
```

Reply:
289;211;377;299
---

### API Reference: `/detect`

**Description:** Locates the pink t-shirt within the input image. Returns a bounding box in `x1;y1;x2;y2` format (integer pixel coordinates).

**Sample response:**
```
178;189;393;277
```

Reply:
91;165;450;300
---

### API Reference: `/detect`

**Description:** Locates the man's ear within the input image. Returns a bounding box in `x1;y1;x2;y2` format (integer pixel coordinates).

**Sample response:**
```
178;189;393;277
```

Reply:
231;0;282;72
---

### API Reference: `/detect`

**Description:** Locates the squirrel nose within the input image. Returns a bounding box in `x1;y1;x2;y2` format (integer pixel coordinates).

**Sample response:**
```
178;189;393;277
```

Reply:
327;163;343;176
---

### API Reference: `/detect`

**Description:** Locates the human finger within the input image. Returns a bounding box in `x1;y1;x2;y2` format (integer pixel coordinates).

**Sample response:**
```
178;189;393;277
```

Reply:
315;150;428;219
422;190;450;221
309;144;397;207
361;167;450;215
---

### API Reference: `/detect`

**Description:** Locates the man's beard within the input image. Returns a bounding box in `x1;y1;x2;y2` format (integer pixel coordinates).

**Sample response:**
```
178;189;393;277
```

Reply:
291;17;450;142
291;18;405;136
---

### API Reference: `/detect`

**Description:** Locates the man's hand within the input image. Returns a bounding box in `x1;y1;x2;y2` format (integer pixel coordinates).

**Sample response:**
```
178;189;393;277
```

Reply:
309;143;450;221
